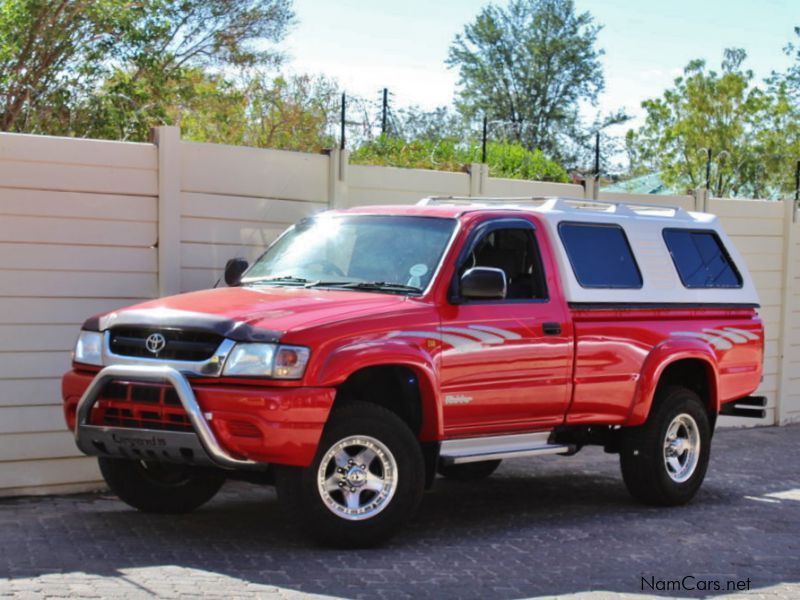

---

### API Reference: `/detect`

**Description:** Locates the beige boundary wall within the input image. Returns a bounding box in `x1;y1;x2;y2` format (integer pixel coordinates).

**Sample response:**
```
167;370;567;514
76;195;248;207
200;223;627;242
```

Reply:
0;126;798;497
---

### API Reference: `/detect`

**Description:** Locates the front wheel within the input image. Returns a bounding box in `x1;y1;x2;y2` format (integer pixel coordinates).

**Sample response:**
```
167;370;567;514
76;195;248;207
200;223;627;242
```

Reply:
98;457;225;514
619;386;711;506
275;401;425;547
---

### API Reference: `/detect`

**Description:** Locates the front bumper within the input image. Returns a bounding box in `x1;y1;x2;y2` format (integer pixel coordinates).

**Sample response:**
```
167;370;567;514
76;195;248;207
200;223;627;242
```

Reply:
63;366;336;469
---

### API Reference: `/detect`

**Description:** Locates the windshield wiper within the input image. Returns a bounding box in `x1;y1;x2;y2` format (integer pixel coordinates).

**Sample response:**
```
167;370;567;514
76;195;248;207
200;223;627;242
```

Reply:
245;277;423;294
243;275;317;286
329;281;423;293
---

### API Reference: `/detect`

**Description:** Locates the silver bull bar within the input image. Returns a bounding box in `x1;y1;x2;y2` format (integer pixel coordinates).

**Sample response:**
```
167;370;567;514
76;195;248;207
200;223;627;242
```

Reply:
75;364;262;470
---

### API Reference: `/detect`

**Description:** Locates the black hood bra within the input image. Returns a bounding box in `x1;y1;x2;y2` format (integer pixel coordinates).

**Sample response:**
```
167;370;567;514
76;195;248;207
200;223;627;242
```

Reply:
82;308;281;343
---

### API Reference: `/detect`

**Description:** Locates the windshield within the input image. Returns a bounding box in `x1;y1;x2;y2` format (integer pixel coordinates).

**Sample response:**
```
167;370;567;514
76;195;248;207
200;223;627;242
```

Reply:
242;215;457;293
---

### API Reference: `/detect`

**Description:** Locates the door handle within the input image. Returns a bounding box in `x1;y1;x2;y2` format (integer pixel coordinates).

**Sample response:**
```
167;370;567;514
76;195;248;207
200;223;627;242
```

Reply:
542;322;562;336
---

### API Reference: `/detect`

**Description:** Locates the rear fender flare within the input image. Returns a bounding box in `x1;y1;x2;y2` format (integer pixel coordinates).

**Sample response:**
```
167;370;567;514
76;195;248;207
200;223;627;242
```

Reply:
626;338;720;426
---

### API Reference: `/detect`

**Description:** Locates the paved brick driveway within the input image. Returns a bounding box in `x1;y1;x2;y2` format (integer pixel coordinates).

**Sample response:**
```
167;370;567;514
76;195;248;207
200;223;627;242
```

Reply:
1;424;798;599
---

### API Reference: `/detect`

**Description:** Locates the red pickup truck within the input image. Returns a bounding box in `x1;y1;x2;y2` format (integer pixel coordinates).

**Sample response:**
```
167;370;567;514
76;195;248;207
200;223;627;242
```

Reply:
62;197;765;547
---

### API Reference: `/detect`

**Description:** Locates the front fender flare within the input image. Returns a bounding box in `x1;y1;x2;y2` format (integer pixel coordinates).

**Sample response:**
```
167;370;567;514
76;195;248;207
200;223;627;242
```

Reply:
625;338;720;427
310;340;442;440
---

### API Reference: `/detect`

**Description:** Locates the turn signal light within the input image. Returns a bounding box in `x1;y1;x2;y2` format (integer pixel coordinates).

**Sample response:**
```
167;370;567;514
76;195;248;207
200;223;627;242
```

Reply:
276;348;299;367
274;346;310;378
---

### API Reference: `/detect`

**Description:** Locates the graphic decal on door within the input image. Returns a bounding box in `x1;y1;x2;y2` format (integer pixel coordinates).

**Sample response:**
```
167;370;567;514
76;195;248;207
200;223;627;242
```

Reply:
388;325;521;352
670;326;758;350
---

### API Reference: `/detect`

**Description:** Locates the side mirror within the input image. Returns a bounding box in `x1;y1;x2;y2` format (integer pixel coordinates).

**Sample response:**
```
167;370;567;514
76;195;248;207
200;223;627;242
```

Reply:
224;258;249;287
460;267;507;300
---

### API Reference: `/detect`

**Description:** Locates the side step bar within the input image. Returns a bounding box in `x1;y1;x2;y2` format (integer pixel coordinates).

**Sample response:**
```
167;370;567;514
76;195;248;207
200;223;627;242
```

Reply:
719;395;768;419
439;431;574;465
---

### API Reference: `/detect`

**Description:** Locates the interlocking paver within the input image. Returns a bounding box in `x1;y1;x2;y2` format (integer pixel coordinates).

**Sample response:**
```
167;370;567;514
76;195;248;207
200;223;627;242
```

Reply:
0;424;798;599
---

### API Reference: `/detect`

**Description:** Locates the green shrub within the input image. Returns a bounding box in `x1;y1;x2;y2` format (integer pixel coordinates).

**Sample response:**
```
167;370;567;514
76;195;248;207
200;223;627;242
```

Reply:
350;136;568;183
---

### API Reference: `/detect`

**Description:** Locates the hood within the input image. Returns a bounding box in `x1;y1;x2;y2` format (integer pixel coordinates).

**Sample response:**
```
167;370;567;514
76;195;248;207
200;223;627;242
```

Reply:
90;286;414;340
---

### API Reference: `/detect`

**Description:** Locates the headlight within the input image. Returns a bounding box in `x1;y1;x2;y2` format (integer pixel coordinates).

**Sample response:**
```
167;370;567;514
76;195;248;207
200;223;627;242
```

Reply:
222;343;310;379
73;330;104;366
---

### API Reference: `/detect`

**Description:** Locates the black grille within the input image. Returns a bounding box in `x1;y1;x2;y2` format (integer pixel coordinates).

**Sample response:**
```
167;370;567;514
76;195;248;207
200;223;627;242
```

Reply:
108;327;222;361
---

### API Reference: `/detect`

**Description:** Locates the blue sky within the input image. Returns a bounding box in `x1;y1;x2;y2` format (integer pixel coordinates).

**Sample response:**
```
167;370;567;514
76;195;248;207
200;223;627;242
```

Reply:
284;0;800;132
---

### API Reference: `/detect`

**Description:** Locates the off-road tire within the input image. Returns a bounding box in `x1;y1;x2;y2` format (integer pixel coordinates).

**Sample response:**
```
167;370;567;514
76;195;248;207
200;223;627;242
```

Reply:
275;401;425;548
438;459;501;481
98;457;225;514
619;386;711;506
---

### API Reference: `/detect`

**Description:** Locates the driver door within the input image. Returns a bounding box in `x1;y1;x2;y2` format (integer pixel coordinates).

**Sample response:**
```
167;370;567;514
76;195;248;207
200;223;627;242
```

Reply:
438;217;573;436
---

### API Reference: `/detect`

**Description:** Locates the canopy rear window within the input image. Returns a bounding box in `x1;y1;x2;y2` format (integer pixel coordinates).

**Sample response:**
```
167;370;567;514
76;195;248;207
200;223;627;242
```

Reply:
662;229;742;289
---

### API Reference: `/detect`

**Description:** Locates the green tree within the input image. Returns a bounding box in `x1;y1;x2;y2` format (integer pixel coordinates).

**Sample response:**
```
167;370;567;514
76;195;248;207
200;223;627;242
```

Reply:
771;26;800;102
763;27;800;195
627;48;796;199
446;0;607;163
238;73;339;151
0;0;294;137
79;67;248;142
77;69;339;152
0;0;127;132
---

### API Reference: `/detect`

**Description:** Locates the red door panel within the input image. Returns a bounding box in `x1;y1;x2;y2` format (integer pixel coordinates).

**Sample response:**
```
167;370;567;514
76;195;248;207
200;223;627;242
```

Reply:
438;304;573;435
437;219;573;436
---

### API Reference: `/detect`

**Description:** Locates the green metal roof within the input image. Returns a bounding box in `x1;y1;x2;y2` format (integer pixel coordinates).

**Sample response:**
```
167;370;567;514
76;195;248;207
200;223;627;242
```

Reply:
602;173;673;195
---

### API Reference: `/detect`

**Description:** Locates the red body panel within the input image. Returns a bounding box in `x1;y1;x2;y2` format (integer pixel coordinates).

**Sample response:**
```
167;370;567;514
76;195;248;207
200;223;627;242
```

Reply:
61;207;765;467
117;286;414;335
568;308;762;426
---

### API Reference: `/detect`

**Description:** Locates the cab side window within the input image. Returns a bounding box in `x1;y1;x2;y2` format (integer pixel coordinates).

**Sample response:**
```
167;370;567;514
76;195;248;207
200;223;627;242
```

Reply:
463;227;548;300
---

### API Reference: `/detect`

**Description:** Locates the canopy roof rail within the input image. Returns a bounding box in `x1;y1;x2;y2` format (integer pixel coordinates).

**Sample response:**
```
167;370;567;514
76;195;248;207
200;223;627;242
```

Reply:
417;195;695;219
417;195;549;206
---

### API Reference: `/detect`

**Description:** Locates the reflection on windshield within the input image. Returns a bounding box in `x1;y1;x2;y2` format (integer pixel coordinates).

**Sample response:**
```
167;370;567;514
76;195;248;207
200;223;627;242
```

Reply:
243;215;456;293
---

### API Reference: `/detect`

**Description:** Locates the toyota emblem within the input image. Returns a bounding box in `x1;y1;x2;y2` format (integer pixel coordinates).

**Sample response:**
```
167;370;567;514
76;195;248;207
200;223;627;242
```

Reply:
145;333;167;355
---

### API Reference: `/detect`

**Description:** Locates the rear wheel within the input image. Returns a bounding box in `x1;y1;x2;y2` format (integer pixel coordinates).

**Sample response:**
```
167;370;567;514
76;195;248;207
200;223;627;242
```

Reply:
275;401;424;547
98;457;225;514
619;386;711;506
438;459;501;481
